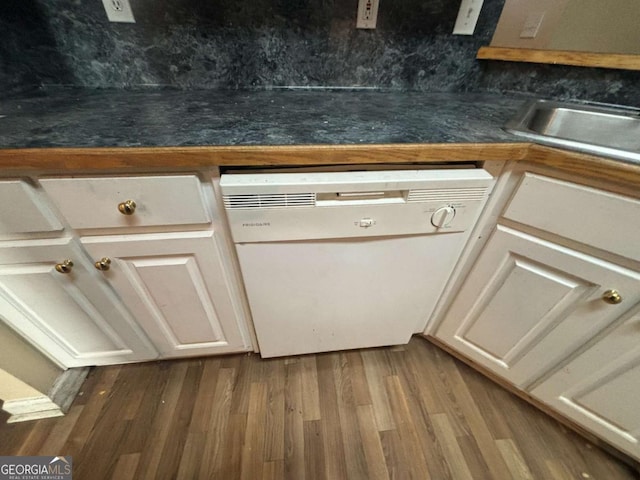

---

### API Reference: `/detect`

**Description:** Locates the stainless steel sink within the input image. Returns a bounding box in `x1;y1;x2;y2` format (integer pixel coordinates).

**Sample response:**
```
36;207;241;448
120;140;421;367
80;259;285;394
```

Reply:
506;100;640;164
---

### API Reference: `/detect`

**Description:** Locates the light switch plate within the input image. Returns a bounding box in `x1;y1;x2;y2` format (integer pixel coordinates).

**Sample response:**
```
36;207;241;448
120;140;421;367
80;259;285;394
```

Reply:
453;0;484;35
520;12;545;38
101;0;136;23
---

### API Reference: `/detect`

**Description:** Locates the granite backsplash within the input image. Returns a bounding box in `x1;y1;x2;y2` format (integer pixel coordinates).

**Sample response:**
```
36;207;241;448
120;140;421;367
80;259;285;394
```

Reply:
1;0;639;105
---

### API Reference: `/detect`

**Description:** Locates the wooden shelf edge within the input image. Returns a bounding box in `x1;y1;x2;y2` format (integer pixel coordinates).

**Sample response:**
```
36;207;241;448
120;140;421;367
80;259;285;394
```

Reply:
477;46;640;71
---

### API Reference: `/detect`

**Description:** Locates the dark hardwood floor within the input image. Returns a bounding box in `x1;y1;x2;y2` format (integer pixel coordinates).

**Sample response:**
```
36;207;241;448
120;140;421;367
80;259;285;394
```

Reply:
0;337;637;479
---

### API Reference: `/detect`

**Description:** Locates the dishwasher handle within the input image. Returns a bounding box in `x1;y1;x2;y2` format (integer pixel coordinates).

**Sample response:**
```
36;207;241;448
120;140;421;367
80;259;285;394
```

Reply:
317;190;406;205
337;191;386;198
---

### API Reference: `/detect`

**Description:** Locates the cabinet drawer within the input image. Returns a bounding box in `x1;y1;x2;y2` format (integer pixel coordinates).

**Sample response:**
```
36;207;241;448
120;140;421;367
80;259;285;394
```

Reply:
40;175;211;230
0;180;62;235
503;173;640;261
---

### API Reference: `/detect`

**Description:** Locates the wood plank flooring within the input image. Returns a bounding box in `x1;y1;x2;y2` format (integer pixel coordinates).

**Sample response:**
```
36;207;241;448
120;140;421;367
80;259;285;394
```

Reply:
0;337;637;479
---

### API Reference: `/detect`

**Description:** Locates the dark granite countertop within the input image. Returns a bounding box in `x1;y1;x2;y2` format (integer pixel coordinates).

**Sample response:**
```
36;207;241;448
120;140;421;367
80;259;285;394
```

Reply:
0;89;526;149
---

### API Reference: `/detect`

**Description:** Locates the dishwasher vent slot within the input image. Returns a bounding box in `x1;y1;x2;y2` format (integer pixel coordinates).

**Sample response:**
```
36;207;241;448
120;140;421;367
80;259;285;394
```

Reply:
407;187;488;203
223;193;316;209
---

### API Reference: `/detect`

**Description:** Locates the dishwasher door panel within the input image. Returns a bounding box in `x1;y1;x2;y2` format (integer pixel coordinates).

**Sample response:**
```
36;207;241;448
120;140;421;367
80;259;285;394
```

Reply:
237;233;466;357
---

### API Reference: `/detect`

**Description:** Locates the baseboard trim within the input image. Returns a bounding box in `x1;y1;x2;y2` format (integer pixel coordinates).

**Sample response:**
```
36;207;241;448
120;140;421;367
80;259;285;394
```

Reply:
1;367;90;423
3;396;64;423
48;367;90;413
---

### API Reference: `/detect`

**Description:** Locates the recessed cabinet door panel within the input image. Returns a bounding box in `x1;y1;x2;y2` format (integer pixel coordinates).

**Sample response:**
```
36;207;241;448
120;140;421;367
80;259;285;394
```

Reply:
435;225;640;387
81;231;251;358
462;258;581;360
0;238;158;368
132;257;225;346
531;309;640;460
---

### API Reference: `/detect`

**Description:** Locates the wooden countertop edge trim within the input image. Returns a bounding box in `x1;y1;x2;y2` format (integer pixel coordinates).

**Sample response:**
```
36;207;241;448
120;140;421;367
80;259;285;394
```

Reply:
477;46;640;71
0;143;638;185
0;143;529;171
526;144;640;185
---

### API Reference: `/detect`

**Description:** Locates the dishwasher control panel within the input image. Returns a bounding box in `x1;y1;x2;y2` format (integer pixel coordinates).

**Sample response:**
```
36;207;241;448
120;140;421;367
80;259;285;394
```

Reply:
221;168;494;243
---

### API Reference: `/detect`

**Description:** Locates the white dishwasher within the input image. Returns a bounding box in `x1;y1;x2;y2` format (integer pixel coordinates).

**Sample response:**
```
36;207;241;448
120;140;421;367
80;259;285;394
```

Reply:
221;167;493;358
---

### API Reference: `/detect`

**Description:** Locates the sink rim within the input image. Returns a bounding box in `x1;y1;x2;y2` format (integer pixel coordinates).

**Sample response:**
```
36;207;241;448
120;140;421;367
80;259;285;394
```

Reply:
505;99;640;165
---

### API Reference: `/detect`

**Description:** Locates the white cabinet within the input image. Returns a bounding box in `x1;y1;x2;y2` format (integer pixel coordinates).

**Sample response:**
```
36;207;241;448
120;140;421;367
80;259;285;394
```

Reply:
81;231;252;357
0;237;157;368
42;172;252;358
1;172;253;366
433;169;640;460
436;225;640;387
531;308;640;460
0;179;157;368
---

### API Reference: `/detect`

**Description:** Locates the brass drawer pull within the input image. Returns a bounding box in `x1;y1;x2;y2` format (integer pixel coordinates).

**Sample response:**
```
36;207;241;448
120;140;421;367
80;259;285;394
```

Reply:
602;289;622;305
118;200;137;215
55;259;74;274
94;257;112;271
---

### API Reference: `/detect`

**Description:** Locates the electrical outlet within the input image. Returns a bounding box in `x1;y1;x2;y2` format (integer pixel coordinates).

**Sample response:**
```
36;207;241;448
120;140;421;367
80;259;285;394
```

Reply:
520;12;545;38
356;0;380;29
453;0;484;35
101;0;136;23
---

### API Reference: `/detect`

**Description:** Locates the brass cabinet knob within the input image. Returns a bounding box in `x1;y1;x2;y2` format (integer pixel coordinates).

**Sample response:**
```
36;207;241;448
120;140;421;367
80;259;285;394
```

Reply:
118;200;137;215
602;289;622;305
55;259;74;274
94;257;112;271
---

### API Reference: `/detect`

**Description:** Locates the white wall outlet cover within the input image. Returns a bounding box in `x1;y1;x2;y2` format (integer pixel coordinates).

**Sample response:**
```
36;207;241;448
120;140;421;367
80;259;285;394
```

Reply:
356;0;380;29
101;0;136;23
453;0;484;36
520;12;545;39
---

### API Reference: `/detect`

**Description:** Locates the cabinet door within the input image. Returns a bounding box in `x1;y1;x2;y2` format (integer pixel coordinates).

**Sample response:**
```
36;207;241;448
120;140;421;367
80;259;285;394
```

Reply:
531;308;640;461
81;231;252;358
0;238;158;368
435;225;640;387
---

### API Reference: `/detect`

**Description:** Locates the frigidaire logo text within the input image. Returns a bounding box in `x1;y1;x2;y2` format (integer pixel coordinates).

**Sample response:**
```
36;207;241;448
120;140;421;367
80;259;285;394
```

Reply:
242;222;271;227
